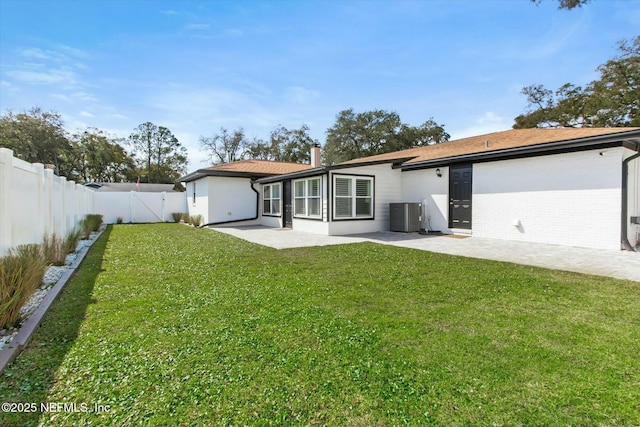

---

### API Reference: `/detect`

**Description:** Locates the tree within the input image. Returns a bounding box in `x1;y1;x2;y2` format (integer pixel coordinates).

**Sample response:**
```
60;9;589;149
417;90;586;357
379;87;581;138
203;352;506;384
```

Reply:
395;119;450;151
323;109;449;165
128;122;157;182
246;124;319;163
0;107;75;176
199;127;248;164
514;36;640;128
152;126;187;183
129;122;188;183
72;128;136;182
530;0;590;10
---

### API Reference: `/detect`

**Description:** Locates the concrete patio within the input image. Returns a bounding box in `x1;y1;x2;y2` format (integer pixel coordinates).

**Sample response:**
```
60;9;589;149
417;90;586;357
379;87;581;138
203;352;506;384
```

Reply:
209;225;640;282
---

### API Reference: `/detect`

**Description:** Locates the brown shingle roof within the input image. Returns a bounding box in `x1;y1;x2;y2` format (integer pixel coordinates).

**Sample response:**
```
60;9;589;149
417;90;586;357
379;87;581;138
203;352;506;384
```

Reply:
340;128;640;166
201;159;312;174
180;159;313;182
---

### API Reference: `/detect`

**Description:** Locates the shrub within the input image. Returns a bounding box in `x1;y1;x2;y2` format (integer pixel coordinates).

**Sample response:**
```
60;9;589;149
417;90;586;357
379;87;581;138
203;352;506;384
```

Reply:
80;214;103;239
171;212;182;223
116;217;123;224
190;214;203;227
0;244;46;329
181;212;190;224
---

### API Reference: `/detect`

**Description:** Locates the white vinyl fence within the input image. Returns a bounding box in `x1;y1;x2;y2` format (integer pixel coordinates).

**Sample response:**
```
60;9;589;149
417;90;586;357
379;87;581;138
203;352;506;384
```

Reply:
94;191;187;224
0;148;95;256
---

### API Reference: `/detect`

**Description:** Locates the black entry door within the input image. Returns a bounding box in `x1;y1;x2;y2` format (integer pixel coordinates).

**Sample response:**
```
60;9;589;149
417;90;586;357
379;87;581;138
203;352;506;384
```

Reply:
283;180;292;228
449;165;472;229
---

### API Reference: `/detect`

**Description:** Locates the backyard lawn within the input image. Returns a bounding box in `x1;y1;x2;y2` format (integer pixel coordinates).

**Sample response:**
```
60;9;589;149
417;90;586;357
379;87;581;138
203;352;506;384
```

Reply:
1;223;638;426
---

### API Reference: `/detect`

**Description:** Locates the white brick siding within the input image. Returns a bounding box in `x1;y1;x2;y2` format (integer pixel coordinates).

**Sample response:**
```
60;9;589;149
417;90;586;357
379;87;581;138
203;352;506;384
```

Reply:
473;148;624;250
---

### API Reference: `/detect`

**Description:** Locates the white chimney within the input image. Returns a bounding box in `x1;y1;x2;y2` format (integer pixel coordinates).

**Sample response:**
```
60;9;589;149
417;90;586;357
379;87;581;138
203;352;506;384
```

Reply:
310;143;322;168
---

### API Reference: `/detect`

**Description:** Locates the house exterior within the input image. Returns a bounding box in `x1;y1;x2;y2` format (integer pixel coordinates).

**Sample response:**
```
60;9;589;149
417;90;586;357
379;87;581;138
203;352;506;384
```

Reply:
180;160;313;226
181;128;640;251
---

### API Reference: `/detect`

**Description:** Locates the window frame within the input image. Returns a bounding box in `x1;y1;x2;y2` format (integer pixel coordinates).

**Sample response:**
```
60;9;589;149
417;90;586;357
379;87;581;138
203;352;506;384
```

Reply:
262;183;281;217
293;177;322;219
331;174;374;221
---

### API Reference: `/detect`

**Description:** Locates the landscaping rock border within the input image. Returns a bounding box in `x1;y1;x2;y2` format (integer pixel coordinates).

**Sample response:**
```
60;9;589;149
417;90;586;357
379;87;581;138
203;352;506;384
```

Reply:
0;227;106;374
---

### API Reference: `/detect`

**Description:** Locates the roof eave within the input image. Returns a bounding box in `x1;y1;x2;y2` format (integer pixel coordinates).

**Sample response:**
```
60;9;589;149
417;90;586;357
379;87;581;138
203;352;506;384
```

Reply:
255;167;327;183
401;131;640;171
180;169;282;182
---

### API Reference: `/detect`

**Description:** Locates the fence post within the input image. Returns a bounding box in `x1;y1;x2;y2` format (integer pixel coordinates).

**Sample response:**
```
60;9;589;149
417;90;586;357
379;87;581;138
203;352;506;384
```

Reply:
44;168;54;235
0;148;13;255
161;192;166;222
33;163;46;244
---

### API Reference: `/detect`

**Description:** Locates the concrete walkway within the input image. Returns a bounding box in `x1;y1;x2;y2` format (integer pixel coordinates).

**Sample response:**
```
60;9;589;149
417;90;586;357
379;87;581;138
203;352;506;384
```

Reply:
209;226;640;282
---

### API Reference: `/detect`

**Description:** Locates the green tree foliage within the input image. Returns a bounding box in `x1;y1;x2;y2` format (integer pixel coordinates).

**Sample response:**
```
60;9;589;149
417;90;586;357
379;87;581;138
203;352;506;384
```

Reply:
129;122;188;183
515;36;639;128
530;0;590;9
0;107;75;177
323;109;449;165
246;124;320;163
199;127;248;164
72;128;136;182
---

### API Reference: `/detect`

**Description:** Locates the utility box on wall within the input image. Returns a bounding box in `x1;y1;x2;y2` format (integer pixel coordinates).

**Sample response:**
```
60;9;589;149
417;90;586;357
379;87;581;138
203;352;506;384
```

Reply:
389;203;422;232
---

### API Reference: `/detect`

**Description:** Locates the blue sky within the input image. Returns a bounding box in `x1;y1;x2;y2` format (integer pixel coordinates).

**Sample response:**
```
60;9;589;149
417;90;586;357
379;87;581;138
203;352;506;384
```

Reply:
1;0;638;168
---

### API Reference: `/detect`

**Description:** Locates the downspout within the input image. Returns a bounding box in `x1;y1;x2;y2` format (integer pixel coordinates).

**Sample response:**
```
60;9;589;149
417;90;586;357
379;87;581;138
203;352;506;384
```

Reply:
199;180;260;228
622;142;640;251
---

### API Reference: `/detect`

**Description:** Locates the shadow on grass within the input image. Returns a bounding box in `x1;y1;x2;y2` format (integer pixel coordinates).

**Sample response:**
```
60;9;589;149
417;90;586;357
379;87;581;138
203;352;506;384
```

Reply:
0;226;112;427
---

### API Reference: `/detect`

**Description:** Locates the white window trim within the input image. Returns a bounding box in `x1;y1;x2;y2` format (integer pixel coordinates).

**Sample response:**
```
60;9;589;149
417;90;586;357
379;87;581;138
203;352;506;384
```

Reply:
262;183;281;216
332;175;374;220
293;177;322;219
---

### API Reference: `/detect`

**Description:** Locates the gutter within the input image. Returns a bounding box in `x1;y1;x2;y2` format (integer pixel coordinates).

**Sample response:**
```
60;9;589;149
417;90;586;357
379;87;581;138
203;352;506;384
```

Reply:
622;141;640;251
199;180;260;228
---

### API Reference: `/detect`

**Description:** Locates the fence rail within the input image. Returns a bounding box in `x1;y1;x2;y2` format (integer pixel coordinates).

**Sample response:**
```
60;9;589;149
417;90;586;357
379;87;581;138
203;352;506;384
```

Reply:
1;148;189;256
94;191;187;224
0;148;95;256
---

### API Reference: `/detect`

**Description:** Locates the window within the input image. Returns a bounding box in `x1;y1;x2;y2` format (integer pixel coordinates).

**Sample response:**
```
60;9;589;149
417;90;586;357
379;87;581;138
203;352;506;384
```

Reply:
192;181;196;205
294;177;321;218
263;183;281;216
333;175;373;219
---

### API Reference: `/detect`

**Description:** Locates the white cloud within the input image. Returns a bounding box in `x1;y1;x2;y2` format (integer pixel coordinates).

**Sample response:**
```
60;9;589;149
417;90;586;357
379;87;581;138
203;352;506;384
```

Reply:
80;111;94;118
7;69;78;86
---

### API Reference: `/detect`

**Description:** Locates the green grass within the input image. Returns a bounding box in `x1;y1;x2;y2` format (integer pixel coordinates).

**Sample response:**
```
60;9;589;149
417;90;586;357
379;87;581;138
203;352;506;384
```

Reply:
1;224;639;426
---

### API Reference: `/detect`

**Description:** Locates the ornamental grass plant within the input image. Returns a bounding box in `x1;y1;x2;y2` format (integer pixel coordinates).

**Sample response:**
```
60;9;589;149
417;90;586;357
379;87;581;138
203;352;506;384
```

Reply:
0;244;46;329
80;214;103;240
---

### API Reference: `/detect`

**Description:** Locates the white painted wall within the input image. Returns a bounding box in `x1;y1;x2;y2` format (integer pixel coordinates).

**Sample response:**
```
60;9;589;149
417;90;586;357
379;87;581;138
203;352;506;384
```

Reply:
260;215;282;228
625;148;640;248
186;178;209;222
473;149;624;250
207;176;259;224
402;167;450;232
328;164;403;235
0;148;95;256
292;218;329;234
94;192;187;224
